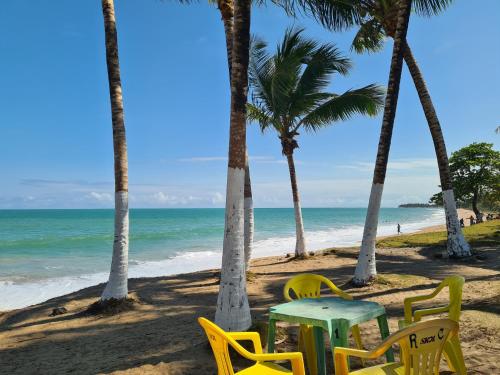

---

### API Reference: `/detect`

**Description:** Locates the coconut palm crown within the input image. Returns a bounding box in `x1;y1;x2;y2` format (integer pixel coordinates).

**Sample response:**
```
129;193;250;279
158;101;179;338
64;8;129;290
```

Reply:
349;0;453;53
248;28;384;151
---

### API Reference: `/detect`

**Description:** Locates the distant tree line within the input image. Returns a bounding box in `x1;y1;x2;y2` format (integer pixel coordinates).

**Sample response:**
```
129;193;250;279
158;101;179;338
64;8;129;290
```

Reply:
399;203;438;208
429;143;500;219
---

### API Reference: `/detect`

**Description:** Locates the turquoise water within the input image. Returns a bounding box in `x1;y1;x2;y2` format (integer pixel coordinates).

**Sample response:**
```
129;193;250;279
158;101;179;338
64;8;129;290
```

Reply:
0;208;444;309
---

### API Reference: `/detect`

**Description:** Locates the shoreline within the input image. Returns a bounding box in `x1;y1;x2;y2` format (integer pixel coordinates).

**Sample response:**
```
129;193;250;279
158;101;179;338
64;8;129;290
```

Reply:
0;208;474;312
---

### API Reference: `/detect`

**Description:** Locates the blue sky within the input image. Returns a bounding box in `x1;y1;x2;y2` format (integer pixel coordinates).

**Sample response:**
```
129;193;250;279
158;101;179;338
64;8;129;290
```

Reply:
0;0;498;209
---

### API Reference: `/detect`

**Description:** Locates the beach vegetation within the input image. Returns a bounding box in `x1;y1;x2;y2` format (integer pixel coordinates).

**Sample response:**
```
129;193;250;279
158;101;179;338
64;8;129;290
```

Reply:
247;27;384;258
377;219;500;249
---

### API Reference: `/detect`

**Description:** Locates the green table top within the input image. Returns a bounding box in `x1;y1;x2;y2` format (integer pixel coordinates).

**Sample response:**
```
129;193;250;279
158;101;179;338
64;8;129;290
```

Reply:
269;297;386;327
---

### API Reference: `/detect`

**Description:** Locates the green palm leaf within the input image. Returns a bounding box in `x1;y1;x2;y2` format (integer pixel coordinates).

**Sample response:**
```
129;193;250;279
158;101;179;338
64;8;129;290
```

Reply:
298;84;385;131
352;18;385;53
272;0;362;31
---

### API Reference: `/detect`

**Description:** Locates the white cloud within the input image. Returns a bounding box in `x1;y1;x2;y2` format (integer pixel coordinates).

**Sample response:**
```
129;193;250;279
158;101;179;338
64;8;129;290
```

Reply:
176;155;299;165
4;157;441;209
251;174;440;208
338;158;437;172
211;192;225;204
149;192;205;206
178;156;228;162
152;192;172;204
88;192;112;202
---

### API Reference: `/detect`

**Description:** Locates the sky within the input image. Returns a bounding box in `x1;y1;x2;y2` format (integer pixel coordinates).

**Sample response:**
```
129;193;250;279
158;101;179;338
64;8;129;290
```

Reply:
0;0;498;209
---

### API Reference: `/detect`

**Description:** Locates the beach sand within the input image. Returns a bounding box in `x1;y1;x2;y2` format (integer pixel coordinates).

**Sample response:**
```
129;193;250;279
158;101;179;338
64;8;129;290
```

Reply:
0;215;498;375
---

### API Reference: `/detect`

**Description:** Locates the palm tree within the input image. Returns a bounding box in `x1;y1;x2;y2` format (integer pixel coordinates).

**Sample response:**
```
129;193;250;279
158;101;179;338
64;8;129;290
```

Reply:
247;28;384;258
100;0;130;302
352;0;413;285
349;0;471;259
212;0;255;271
215;0;252;331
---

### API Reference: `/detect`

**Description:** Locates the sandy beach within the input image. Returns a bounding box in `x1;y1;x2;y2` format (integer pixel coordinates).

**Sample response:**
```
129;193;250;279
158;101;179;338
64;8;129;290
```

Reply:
0;214;498;375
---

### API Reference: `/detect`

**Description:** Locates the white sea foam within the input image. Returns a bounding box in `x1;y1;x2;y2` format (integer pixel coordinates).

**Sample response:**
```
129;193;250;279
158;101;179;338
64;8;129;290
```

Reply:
0;209;446;311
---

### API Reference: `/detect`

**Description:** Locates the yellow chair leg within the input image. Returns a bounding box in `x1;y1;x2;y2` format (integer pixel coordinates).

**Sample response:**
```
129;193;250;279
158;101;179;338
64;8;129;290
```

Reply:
351;325;365;367
300;325;318;375
444;336;467;375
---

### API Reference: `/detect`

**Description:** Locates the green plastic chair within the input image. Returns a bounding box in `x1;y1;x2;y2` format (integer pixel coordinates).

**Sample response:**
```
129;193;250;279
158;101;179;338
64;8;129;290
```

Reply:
284;273;365;375
399;276;466;375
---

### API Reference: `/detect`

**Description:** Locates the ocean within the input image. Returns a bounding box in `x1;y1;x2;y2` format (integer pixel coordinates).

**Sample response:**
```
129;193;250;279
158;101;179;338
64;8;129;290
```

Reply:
0;207;445;311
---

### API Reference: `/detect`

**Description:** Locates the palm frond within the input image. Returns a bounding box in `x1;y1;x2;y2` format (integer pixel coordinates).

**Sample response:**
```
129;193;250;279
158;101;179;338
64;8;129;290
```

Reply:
272;0;362;31
270;28;318;117
290;45;351;117
246;103;282;133
413;0;453;17
352;18;385;53
249;35;276;114
298;84;385;131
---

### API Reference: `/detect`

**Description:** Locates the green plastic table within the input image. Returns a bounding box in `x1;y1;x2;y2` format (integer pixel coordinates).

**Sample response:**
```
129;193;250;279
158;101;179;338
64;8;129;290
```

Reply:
267;297;394;375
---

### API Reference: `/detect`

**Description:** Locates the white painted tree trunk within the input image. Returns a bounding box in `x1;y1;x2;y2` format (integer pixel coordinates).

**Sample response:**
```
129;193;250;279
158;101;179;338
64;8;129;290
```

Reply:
353;183;383;284
294;200;307;257
243;151;254;271
285;153;307;257
102;191;129;300
443;189;472;257
215;167;251;331
244;196;254;271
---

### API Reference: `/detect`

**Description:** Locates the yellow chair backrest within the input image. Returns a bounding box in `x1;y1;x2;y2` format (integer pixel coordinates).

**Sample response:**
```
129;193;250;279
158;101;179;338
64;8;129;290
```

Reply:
334;319;459;375
284;273;351;301
405;276;464;323
399;319;458;374
199;317;236;375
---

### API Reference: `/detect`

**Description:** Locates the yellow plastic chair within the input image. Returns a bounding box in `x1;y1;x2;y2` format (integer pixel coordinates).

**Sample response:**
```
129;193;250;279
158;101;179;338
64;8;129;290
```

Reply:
334;318;459;375
283;273;364;374
198;317;305;375
399;276;466;375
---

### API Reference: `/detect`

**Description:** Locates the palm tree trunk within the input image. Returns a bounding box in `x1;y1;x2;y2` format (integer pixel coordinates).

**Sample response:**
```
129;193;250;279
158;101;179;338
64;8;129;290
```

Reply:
403;42;471;257
218;1;255;271
215;0;252;331
353;0;412;286
101;0;129;301
472;190;481;220
285;152;307;257
218;0;234;76
244;150;254;270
